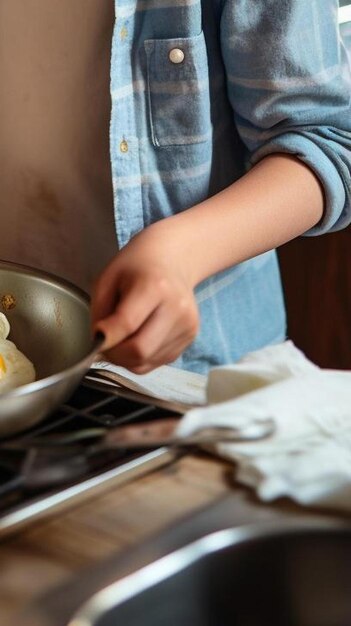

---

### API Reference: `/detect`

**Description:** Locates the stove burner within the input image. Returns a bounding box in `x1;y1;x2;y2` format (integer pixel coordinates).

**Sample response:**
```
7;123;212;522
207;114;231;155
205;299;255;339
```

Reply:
0;380;181;537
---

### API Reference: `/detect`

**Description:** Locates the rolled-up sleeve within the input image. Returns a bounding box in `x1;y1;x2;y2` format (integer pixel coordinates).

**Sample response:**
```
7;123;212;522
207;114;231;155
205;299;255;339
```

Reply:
220;0;351;234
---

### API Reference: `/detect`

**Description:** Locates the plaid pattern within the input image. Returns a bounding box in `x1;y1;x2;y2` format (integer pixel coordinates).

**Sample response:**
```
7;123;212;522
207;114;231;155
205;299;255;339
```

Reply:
110;0;351;373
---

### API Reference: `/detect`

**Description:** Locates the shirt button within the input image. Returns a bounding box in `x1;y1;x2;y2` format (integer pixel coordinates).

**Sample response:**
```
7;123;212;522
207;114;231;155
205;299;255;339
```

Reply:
120;139;129;153
120;25;128;40
168;48;185;64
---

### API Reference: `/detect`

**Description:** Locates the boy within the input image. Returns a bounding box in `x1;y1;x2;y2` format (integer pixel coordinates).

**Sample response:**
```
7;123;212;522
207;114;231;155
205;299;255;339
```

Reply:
92;0;351;373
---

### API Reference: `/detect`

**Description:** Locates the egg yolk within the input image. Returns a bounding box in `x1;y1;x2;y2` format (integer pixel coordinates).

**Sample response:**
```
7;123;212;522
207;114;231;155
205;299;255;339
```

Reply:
0;354;7;376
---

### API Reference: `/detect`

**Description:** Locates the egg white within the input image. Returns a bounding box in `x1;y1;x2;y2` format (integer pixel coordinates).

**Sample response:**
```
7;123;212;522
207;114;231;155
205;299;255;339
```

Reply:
0;312;10;341
0;314;36;393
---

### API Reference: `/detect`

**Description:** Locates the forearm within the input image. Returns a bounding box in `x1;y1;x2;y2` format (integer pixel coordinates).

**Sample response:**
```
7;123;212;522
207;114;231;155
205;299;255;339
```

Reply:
92;153;324;370
154;154;324;287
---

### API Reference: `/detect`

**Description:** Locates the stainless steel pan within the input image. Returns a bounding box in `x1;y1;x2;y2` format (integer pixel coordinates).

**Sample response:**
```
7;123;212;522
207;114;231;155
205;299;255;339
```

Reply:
0;260;102;437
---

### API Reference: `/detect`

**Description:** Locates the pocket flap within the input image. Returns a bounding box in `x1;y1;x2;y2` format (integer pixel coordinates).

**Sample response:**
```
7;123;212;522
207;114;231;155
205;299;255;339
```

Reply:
144;32;212;147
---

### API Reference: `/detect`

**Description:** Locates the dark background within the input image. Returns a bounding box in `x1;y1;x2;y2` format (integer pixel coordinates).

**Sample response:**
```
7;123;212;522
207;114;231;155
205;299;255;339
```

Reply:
279;227;351;369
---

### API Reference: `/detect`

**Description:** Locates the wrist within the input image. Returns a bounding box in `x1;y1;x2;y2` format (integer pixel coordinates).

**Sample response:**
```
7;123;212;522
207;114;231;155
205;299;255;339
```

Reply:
146;218;201;288
149;211;227;288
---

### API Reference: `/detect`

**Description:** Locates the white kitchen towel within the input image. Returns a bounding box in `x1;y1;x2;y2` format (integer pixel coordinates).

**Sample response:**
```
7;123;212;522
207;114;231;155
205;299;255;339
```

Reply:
176;342;351;513
206;340;320;403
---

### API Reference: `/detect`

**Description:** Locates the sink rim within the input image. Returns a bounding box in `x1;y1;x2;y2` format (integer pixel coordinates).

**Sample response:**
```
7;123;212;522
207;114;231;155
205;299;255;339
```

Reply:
68;518;351;626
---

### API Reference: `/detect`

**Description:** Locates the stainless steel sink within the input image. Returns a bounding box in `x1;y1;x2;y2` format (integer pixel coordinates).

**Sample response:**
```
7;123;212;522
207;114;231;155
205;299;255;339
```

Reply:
69;523;351;626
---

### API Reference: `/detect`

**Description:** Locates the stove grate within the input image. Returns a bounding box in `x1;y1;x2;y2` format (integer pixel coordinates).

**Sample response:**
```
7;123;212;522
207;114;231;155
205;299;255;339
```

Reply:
0;380;180;518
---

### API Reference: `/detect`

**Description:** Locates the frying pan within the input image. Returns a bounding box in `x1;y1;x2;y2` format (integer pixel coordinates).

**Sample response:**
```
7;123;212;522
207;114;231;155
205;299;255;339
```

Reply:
0;260;103;437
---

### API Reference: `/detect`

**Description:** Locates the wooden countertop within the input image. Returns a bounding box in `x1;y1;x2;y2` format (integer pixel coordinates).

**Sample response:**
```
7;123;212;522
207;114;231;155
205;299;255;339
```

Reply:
0;452;339;626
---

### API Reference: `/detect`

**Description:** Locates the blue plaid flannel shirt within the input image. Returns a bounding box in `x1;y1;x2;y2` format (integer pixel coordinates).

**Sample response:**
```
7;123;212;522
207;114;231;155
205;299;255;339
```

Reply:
109;0;351;373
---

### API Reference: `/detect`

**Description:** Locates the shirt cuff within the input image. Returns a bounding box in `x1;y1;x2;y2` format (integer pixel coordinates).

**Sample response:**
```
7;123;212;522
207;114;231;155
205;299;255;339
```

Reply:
249;131;348;236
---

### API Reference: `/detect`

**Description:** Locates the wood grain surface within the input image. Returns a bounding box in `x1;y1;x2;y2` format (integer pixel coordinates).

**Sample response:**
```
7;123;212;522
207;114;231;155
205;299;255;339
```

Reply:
0;455;232;626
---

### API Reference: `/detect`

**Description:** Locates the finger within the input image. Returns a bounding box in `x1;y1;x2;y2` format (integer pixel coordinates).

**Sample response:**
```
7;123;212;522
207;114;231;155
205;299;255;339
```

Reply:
90;258;122;325
94;281;163;351
132;313;199;372
104;300;198;370
122;333;194;374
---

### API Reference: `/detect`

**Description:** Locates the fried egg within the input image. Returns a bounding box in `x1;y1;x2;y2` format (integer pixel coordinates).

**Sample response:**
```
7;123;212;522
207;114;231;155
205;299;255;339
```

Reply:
0;313;36;393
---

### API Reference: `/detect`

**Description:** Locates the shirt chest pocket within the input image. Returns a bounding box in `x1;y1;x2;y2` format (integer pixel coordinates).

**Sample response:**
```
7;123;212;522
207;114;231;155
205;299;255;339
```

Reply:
144;33;212;148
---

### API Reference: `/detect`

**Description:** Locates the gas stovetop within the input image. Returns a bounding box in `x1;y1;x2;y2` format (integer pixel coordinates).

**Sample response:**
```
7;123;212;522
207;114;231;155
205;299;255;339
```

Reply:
0;378;181;539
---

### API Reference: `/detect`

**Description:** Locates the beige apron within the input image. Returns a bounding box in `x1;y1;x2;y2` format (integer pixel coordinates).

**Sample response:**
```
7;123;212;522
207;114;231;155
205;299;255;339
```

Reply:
0;0;118;293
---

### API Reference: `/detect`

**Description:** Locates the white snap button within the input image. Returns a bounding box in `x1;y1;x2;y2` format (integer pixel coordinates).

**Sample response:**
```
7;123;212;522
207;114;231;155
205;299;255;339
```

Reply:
168;48;185;64
120;139;129;153
120;26;128;40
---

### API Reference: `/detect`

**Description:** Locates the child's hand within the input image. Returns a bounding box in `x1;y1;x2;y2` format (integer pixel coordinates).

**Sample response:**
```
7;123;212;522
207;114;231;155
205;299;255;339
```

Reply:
91;224;199;373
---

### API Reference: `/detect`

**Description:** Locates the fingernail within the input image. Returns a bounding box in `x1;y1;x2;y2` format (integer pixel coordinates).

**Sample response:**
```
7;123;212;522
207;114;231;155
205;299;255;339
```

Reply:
94;330;106;345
